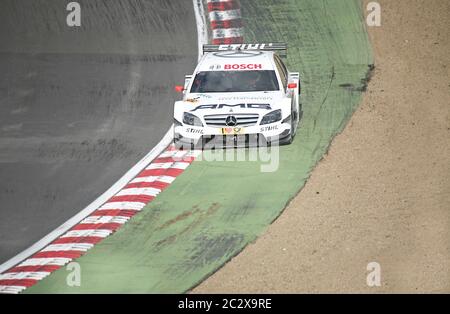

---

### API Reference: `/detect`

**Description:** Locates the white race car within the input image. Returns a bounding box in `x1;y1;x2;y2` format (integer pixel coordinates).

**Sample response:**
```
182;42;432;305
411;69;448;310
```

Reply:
173;43;302;148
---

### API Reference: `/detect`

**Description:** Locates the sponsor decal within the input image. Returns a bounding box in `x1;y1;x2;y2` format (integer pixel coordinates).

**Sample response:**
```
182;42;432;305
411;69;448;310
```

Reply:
186;93;213;103
260;125;279;132
197;93;213;98
218;43;274;51
186;128;204;134
191;103;271;111
221;127;245;135
208;64;222;70
218;96;273;101
224;64;262;70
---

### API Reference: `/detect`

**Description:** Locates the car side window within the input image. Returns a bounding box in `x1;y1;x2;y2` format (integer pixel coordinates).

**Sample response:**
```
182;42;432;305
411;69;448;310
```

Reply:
274;55;287;90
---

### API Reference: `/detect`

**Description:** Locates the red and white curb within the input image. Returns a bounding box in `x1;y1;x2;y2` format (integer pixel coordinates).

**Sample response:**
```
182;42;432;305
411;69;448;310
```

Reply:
206;0;244;44
0;146;201;294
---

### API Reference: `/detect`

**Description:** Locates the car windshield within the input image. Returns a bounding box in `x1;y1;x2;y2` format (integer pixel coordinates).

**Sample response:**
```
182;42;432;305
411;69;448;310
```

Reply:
190;70;280;93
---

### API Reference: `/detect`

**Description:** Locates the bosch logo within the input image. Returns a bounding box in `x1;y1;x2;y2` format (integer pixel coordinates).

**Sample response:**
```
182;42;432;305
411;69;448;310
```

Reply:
224;64;262;70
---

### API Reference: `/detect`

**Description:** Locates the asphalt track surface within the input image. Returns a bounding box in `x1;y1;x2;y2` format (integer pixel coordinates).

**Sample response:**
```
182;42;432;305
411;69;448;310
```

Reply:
0;0;197;264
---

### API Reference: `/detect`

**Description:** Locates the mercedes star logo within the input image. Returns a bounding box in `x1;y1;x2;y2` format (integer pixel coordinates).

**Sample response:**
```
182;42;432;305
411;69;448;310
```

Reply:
225;115;237;126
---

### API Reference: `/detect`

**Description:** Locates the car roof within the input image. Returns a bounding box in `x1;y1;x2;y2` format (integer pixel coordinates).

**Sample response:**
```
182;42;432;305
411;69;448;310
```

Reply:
196;50;277;72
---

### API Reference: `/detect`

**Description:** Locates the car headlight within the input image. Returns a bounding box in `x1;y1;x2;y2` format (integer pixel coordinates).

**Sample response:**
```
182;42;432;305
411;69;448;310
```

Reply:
183;112;203;126
260;109;282;125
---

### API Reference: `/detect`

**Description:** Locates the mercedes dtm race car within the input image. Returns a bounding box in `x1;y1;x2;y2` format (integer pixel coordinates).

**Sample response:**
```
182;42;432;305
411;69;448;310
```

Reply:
173;43;302;148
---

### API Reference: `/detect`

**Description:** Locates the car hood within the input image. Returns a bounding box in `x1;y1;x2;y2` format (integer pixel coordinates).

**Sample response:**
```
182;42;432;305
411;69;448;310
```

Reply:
182;91;284;116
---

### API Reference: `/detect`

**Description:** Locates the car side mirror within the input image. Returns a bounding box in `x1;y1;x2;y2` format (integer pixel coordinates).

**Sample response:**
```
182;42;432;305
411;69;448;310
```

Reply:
184;75;192;87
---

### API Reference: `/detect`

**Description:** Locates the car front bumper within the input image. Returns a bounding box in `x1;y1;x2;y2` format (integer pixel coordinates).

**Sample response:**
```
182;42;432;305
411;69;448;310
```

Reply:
174;121;292;148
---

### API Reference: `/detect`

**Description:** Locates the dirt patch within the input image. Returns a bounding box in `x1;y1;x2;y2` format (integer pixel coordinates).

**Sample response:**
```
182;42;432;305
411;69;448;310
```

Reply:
155;203;221;248
194;0;450;292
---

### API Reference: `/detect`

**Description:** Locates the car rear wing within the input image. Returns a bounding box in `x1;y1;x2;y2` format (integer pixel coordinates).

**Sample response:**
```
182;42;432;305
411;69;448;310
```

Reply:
203;43;287;57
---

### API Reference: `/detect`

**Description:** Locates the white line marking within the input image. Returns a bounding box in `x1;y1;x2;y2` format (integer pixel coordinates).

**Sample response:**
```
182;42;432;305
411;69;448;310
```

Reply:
209;9;241;21
158;150;189;159
212;27;243;39
158;149;201;160
61;229;113;238
115;187;161;197
130;175;176;184
146;162;190;170
98;201;147;211
0;272;50;280
80;216;126;224
0;285;27;294
18;258;72;267
81;216;130;225
172;162;192;169
41;243;94;252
